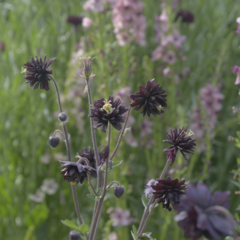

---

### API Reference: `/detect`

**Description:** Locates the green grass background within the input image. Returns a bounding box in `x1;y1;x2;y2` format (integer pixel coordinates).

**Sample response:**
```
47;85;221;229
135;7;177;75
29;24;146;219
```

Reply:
1;0;240;239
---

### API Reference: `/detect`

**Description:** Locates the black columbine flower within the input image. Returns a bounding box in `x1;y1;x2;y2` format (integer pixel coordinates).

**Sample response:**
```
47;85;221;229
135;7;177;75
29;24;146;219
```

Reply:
22;55;56;91
79;147;96;169
174;182;232;240
175;10;194;23
98;145;110;169
163;127;196;166
129;79;167;117
89;96;128;132
67;16;83;26
151;176;187;211
59;160;97;185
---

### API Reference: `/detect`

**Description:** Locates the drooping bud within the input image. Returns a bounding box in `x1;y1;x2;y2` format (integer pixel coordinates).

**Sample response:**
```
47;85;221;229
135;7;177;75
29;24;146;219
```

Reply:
113;185;124;199
69;230;81;240
58;112;68;122
49;135;60;148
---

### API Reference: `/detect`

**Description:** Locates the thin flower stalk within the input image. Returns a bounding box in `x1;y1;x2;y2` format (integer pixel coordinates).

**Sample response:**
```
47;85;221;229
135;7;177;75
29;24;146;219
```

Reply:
89;124;111;240
109;106;132;161
137;157;172;236
49;76;83;226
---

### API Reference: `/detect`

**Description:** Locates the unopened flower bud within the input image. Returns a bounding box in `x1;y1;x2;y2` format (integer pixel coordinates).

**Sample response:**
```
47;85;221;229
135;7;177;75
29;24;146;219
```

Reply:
69;230;80;240
79;57;95;79
58;112;68;122
123;127;131;136
49;136;60;148
113;185;124;199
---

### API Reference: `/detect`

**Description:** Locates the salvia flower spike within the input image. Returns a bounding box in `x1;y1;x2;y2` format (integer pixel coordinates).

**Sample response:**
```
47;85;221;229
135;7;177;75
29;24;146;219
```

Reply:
129;79;167;117
22;54;56;91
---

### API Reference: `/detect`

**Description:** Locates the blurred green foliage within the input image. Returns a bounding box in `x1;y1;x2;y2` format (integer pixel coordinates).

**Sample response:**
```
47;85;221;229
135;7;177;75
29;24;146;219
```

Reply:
1;0;240;239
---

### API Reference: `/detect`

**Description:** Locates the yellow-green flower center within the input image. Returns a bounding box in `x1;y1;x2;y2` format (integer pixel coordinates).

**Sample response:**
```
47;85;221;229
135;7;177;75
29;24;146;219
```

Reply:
186;129;194;137
156;105;163;111
101;100;114;114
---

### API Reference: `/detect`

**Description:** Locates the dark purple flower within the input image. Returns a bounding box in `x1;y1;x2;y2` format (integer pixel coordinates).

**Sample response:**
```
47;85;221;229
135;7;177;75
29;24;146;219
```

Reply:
113;185;125;199
67;16;83;26
129;79;167;117
79;147;96;169
151;176;187;211
59;160;97;185
175;10;194;23
163;127;196;166
22;55;56;91
69;230;81;240
174;182;232;240
89;96;128;132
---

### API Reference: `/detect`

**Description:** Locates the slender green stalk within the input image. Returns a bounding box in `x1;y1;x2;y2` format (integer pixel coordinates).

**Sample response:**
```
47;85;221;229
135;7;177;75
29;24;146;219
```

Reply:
89;124;112;240
50;76;83;226
109;106;132;161
137;157;172;236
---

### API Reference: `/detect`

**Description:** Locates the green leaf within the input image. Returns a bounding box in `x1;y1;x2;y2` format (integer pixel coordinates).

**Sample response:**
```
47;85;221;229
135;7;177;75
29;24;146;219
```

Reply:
112;160;123;168
131;225;139;240
61;219;81;231
79;224;89;234
141;194;148;208
229;179;240;188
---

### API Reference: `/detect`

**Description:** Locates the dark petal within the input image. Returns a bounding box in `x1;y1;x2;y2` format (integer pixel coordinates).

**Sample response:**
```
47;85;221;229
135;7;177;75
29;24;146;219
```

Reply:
211;191;230;208
46;57;56;67
90;169;97;178
111;121;122;131
101;123;108;132
196;212;208;230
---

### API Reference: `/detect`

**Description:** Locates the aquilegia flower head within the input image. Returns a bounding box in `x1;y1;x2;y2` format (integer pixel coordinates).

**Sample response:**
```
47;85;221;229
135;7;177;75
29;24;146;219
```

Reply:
89;96;128;132
22;55;56;91
163;127;196;166
232;65;240;85
67;16;83;26
129;79;167;117
151;176;187;211
79;147;96;169
59;160;97;185
174;182;232;240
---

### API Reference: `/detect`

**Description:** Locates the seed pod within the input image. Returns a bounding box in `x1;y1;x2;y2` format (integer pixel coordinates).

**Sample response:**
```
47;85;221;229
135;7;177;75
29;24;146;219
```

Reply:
113;185;124;199
58;112;68;122
48;136;60;148
69;230;80;240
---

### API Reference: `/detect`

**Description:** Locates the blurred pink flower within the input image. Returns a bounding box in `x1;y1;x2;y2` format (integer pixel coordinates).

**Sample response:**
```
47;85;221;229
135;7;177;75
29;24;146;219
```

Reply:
169;30;186;49
232;65;240;84
162;50;176;64
236;17;240;34
109;207;133;226
84;0;104;12
112;0;147;46
82;17;92;28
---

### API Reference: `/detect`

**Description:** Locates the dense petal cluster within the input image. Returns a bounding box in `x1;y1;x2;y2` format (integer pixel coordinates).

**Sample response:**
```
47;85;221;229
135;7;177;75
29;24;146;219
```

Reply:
83;0;104;12
22;55;56;91
112;0;147;46
129;79;167;117
174;182;232;240
59;161;97;185
151;177;187;211
89;96;128;132
190;84;224;153
163;127;196;166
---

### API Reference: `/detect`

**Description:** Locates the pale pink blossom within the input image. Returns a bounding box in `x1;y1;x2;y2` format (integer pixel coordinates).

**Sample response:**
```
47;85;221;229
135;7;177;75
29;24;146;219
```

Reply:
109;207;133;226
112;0;147;46
232;65;240;84
162;50;176;64
163;67;171;76
82;17;92;28
83;0;104;12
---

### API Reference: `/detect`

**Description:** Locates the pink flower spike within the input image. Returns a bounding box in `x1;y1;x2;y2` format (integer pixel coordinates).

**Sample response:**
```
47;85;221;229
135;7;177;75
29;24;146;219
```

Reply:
236;17;240;24
236;25;240;34
235;74;240;85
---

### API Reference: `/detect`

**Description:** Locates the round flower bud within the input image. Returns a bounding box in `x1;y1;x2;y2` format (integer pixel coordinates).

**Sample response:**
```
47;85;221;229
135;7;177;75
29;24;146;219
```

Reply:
58;112;68;122
113;185;124;199
69;230;80;240
49;136;60;148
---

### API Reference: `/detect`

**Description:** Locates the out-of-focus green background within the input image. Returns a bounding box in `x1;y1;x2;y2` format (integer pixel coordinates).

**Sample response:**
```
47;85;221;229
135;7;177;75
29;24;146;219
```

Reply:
1;0;240;239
